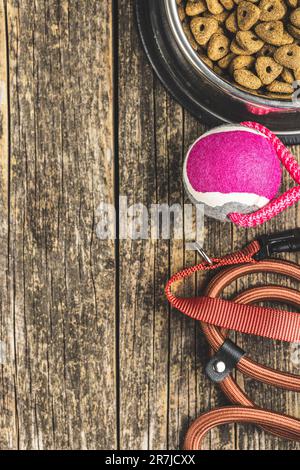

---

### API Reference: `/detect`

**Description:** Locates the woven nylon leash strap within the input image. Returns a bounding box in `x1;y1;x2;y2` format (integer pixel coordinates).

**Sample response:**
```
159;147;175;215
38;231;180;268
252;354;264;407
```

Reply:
165;240;300;343
184;407;300;450
165;240;300;449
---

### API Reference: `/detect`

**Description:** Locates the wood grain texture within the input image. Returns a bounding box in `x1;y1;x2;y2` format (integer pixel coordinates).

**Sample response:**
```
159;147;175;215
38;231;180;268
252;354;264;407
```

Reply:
0;0;11;450
118;0;157;449
0;0;299;450
1;0;116;449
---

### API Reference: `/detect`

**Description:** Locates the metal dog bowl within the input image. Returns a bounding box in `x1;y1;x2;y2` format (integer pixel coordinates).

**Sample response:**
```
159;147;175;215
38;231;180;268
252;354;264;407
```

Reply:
136;0;300;144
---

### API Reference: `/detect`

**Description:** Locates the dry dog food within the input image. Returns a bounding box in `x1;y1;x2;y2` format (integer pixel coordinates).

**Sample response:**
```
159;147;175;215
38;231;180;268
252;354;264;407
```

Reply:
178;0;300;98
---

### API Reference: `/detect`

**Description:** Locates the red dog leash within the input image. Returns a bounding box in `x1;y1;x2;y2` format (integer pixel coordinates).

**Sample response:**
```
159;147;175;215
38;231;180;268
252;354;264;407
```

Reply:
165;229;300;449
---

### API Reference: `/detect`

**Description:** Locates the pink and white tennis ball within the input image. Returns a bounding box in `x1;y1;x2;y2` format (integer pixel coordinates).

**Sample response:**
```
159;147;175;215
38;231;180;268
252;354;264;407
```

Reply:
183;124;282;222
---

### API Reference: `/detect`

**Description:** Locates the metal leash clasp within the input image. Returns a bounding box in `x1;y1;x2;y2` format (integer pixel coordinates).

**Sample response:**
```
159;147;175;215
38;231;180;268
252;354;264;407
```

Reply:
193;242;213;265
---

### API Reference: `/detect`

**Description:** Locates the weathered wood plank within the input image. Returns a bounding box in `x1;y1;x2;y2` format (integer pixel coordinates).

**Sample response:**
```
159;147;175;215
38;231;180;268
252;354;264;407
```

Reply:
118;0;158;449
154;82;192;451
4;0;116;449
0;0;14;450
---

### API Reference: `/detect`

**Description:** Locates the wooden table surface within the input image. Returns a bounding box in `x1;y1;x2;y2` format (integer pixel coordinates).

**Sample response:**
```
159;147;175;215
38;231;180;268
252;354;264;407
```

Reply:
0;0;299;450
